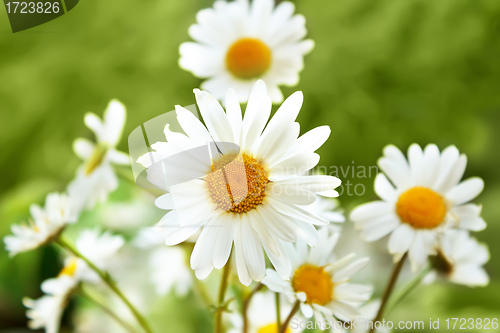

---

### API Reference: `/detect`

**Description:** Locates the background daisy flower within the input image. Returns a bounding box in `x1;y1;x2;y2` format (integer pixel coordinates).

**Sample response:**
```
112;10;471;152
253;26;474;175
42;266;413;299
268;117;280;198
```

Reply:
23;276;77;333
138;80;341;285
22;229;124;333
179;0;314;103
4;192;79;256
262;228;372;326
425;229;490;287
350;144;486;271
68;100;129;210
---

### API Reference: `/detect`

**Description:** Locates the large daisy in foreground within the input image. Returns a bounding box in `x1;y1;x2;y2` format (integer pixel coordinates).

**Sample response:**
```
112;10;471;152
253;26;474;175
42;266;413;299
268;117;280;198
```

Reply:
179;0;314;103
350;144;486;271
137;80;341;285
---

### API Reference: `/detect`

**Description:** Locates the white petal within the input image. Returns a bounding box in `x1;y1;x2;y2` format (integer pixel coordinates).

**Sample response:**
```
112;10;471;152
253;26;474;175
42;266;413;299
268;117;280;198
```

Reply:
446;177;484;206
73;138;95;160
103;100;126;146
334;258;369;283
194;89;234;143
374;173;397;202
213;215;235;269
350;201;393;222
84;113;104;141
388;224;415;254
378;145;411;189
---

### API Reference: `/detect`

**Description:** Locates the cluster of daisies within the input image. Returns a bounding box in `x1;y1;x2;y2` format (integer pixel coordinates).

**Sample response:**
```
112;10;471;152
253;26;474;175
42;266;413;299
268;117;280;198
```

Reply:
3;0;490;333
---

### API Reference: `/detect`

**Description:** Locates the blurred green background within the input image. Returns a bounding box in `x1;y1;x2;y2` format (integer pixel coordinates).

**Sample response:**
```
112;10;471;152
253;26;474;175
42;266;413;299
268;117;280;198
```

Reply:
1;0;499;332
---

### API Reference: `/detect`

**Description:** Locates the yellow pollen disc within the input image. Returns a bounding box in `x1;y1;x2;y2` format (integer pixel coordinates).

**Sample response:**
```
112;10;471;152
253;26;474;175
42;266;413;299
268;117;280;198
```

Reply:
206;153;269;214
258;323;291;333
226;38;271;79
396;187;446;229
292;264;333;306
58;258;78;277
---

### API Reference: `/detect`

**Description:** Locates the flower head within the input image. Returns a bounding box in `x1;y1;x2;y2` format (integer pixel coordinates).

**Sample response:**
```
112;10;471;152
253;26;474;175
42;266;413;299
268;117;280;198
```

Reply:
137;80;341;285
4;192;79;256
350;144;486;271
426;230;489;287
68;100;129;210
179;0;314;103
262;228;372;325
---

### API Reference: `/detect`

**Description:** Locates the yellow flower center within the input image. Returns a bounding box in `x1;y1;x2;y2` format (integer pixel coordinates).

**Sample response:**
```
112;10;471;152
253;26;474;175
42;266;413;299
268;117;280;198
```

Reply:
396;187;446;229
84;144;108;176
206;153;269;213
292;264;333;305
258;323;291;333
58;258;78;277
226;38;271;79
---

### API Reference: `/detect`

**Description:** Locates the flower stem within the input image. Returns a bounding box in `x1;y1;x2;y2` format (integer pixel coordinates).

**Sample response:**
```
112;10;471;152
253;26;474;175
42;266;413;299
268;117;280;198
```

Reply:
80;287;138;333
56;237;153;333
280;301;300;333
242;283;264;333
369;252;408;333
214;259;232;333
275;293;281;333
386;265;431;316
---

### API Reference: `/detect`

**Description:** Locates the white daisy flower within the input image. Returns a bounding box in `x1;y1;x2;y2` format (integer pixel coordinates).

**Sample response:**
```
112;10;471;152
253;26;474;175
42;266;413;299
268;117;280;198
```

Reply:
425;230;489;287
4;192;80;257
350;144;486;271
137;80;341;285
179;0;314;103
228;291;300;333
23;230;124;333
262;228;372;327
68;100;129;210
23;273;78;333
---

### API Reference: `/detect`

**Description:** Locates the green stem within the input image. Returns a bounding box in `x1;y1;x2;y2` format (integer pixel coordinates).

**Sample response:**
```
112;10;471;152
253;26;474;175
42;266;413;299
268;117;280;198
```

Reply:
80;287;138;333
56;237;153;333
215;259;232;333
242;283;264;333
275;293;281;333
386;265;431;316
280;301;300;333
369;252;408;333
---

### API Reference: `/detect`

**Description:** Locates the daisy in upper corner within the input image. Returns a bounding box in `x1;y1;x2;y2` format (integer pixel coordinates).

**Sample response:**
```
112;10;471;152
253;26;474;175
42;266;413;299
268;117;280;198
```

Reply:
179;0;314;103
137;80;341;286
262;228;372;328
350;144;486;271
4;192;80;256
68;100;130;210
